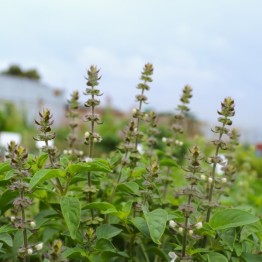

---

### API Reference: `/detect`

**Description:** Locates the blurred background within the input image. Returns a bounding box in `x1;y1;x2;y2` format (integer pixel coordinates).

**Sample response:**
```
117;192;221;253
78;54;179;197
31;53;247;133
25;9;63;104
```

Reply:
0;0;262;151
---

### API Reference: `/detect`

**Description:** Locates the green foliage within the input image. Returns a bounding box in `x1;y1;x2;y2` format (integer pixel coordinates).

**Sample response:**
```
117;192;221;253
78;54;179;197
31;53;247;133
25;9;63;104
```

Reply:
0;63;261;262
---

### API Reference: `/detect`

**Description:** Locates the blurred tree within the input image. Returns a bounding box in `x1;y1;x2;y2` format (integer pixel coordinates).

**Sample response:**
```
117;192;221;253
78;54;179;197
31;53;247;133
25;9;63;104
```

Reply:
2;64;41;80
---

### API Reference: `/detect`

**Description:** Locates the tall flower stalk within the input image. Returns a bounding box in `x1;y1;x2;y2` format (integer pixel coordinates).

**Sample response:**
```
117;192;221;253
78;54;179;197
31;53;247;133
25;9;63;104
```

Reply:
34;109;63;194
7;142;33;261
83;65;102;217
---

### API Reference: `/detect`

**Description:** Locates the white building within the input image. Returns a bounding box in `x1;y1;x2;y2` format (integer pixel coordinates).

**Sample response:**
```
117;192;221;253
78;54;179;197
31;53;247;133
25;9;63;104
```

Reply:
0;75;65;126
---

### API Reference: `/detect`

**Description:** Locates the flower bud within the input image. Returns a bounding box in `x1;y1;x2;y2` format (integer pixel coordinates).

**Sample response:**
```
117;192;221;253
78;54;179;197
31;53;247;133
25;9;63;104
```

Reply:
162;137;167;143
200;175;206;181
68;150;72;155
195;222;203;229
84;131;90;138
188;229;194;236
35;242;43;251
169;220;177;229
132;108;137;114
30;221;36;229
27;248;33;255
10;216;16;222
208;177;213;183
178;227;184;233
221;177;227;183
79;150;84;156
63;150;68;155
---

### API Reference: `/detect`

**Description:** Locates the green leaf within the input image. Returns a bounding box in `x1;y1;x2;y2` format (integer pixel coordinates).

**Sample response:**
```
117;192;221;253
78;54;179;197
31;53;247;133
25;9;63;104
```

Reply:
37;153;48;167
96;224;122;239
29;169;66;190
209;209;259;230
83;202;117;214
0;162;11;173
116;182;140;196
240;221;262;241
96;238;116;252
60;197;81;239
160;158;179;167
0;225;16;234
67;159;111;175
62;247;88;259
144;208;168;244
205;252;228;262
131;217;150;239
0;233;13;247
0;190;19;214
241;252;262;262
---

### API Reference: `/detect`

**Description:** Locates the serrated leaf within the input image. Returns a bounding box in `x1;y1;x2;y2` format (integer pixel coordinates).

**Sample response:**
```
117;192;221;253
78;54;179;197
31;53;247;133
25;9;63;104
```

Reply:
96;224;122;239
144;209;168;244
29;169;66;190
67;159;111;175
83;202;117;214
61;197;81;239
210;209;259;230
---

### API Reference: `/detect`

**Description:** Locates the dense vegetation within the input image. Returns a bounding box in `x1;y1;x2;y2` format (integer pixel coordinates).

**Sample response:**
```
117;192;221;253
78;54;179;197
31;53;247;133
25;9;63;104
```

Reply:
0;64;261;262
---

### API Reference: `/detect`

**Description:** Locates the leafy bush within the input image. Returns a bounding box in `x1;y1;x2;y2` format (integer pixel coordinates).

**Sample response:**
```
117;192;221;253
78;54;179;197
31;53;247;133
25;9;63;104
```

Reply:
0;64;261;262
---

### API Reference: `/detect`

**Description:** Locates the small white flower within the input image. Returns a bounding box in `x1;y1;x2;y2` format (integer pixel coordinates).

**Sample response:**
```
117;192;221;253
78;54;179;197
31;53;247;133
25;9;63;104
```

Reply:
179;141;183;146
93;138;98;142
144;113;148;119
68;150;72;155
84;131;90;138
178;227;184;233
195;221;203;229
208;177;213;183
63;150;68;155
137;144;144;155
35;242;43;251
27;248;33;255
188;229;194;236
30;221;36;229
200;175;206;181
79;150;84;156
162;137;167;143
169;220;177;229
221;177;227;183
132;108;138;114
175;140;179;145
168;251;177;262
85;157;93;163
10;216;16;222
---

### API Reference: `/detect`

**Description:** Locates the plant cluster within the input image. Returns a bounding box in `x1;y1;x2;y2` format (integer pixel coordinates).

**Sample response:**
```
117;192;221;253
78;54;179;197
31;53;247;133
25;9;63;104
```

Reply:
0;64;261;262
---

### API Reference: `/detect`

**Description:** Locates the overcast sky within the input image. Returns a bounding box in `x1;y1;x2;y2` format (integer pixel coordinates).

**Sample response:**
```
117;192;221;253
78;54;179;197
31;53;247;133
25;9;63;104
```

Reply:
1;0;262;141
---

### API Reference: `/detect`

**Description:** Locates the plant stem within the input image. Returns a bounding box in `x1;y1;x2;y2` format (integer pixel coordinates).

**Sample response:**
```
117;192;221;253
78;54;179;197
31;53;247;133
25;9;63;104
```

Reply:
21;187;29;262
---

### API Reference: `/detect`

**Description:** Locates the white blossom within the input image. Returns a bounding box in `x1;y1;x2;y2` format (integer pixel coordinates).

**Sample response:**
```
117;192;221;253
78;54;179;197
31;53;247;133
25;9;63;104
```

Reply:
10;216;16;222
188;229;194;236
200;175;206;181
178;227;184;233
195;221;203;229
162;137;167;143
168;251;177;262
35;242;43;251
30;221;36;229
27;248;33;255
84;131;90;138
221;177;227;183
208;177;213;183
85;157;93;163
169;220;177;229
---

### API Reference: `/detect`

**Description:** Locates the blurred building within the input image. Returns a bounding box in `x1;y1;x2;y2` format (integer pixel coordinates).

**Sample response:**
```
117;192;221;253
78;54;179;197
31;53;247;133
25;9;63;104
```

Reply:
0;74;65;126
